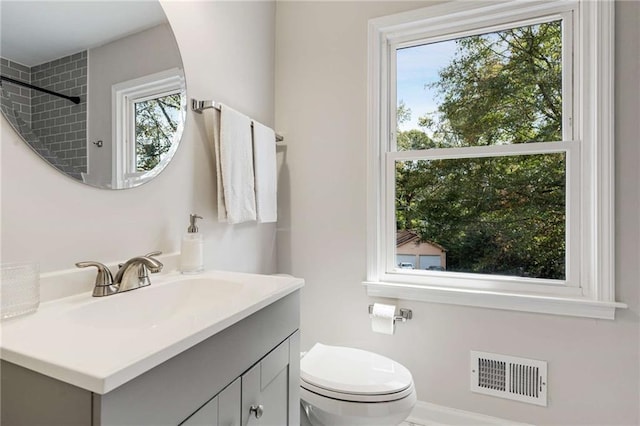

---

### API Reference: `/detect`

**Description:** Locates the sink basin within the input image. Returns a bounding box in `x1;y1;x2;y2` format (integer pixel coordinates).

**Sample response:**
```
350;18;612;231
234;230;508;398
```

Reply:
64;278;245;329
0;269;304;394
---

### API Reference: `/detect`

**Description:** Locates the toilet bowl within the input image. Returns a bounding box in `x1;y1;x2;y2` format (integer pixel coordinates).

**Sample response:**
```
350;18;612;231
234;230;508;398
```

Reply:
299;343;417;426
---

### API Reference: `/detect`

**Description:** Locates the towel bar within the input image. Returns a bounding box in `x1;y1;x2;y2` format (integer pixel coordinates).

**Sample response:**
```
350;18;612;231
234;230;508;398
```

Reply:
191;99;284;142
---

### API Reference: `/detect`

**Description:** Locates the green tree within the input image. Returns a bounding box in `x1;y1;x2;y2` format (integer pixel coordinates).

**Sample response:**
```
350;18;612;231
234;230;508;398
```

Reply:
430;21;562;147
396;21;566;279
135;93;182;171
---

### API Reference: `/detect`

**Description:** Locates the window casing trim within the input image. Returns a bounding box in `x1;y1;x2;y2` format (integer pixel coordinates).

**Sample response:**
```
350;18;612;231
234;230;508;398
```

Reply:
366;0;624;319
364;280;626;320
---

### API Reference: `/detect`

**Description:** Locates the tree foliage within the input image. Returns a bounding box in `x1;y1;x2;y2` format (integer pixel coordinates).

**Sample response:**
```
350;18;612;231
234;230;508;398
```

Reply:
135;93;182;171
396;21;566;279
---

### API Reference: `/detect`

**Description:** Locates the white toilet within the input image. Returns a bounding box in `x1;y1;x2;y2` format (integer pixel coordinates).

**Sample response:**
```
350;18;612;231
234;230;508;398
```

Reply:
299;343;417;426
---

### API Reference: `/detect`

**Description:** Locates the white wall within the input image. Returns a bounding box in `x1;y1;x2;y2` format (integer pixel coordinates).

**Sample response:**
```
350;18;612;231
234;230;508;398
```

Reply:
1;1;277;275
275;1;640;425
87;23;182;185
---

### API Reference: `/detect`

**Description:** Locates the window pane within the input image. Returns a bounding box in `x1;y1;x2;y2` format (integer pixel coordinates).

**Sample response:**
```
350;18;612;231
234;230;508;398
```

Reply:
396;20;563;150
135;93;182;172
395;153;566;280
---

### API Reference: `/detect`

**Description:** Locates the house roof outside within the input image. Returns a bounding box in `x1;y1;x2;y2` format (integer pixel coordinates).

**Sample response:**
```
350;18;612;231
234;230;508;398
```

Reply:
396;230;447;252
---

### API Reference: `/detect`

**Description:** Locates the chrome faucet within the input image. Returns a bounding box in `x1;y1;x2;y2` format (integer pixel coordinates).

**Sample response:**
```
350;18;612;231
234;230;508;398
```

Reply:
76;251;163;297
114;251;163;292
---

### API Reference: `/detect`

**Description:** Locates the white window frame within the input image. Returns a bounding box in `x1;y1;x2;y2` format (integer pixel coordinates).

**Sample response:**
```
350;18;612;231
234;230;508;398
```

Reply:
112;68;185;189
366;0;625;319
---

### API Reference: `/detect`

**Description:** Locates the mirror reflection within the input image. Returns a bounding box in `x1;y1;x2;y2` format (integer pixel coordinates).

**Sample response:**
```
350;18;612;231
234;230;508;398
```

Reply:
0;1;186;189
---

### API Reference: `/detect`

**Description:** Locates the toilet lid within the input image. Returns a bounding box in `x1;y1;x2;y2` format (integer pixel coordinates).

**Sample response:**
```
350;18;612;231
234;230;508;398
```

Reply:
300;343;413;396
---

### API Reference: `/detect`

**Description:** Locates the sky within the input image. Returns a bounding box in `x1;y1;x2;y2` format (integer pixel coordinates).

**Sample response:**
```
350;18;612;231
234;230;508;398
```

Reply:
396;39;458;132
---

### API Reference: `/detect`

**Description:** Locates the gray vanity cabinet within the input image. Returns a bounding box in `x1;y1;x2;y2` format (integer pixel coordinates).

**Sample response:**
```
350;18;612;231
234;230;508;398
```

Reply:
181;330;301;426
181;378;241;426
1;291;300;426
241;333;300;426
182;331;300;426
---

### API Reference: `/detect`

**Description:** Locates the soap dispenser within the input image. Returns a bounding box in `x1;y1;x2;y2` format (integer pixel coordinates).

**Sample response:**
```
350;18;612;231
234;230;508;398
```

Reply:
180;214;204;274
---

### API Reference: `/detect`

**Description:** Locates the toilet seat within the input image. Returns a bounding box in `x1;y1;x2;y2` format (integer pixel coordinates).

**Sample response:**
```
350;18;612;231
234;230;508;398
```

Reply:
301;379;415;403
300;343;414;403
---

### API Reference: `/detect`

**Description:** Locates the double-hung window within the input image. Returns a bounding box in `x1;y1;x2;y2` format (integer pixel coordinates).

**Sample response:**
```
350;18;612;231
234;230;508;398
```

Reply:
366;1;625;319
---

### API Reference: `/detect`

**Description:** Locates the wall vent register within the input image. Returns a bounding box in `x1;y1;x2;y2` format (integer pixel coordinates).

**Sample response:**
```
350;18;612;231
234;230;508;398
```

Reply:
470;351;547;406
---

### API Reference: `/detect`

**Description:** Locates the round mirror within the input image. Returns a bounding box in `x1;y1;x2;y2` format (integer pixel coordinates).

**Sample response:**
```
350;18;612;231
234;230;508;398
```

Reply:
0;1;186;189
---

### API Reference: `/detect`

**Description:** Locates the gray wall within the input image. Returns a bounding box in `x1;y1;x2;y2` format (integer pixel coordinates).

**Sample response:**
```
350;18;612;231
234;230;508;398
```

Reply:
275;1;640;424
31;51;88;172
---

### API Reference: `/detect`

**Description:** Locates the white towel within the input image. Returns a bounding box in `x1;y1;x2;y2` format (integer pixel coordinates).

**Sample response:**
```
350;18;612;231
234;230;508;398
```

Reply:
216;104;256;224
203;108;227;222
252;121;278;223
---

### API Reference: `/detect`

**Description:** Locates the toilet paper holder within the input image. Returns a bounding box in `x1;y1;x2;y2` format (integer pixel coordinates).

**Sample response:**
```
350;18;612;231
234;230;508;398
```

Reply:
368;305;413;323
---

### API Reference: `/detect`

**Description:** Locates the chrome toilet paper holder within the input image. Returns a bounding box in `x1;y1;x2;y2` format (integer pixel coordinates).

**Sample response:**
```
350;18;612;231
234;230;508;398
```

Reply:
368;305;413;323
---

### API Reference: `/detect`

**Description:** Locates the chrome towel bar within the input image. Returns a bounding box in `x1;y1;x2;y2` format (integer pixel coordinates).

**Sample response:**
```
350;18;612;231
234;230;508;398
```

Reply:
191;99;284;142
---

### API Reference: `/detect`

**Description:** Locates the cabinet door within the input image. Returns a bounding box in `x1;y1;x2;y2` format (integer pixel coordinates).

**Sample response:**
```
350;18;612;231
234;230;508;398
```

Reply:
241;339;290;426
181;395;218;426
182;378;241;426
218;379;241;426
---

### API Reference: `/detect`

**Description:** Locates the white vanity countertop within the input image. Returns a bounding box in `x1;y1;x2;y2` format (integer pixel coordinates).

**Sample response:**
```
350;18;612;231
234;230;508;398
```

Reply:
0;270;303;394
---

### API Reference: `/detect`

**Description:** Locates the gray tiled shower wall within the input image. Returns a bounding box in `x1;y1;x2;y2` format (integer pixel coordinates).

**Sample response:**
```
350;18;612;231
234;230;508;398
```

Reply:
1;52;87;172
0;58;32;127
31;51;88;172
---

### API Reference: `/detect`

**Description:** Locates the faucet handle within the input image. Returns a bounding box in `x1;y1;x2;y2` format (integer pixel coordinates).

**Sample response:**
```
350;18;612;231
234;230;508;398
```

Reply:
135;251;164;288
76;261;113;285
140;251;163;274
75;261;117;297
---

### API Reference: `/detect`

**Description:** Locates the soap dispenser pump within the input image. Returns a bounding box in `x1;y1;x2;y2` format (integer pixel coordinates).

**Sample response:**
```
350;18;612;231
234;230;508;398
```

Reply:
180;214;204;274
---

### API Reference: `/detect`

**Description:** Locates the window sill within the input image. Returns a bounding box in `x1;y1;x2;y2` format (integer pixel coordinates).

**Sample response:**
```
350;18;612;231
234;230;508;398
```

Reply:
364;281;627;320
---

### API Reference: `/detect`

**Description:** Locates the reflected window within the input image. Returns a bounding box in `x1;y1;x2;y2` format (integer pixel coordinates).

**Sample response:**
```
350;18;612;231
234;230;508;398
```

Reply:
113;68;185;188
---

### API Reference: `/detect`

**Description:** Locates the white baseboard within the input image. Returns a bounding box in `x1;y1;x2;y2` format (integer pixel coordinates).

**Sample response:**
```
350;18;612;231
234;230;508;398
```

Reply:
405;401;533;426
